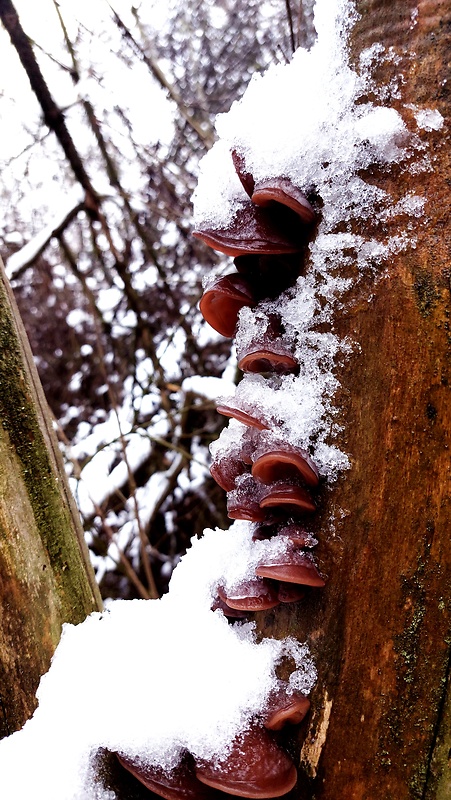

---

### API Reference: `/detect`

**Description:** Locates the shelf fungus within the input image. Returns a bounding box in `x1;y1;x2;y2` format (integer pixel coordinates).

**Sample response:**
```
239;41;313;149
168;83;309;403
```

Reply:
124;148;328;800
199;274;256;337
195;727;298;799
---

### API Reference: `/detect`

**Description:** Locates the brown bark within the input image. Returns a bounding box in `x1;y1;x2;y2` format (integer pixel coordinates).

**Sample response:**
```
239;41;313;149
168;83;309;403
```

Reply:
256;2;451;798
0;257;102;738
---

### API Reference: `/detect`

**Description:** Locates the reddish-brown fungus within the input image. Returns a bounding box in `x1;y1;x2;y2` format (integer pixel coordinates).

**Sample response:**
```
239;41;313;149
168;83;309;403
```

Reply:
276;524;316;548
252;446;319;488
211;595;249;619
217;580;279;612
238;345;297;375
195;727;297;799
251;177;316;226
193;202;305;258
259;482;316;513
277;582;305;604
216;403;270;431
231;149;255;197
199;274;256;337
256;551;325;587
116;752;222;800
263;682;311;731
210;453;250;492
227;475;266;522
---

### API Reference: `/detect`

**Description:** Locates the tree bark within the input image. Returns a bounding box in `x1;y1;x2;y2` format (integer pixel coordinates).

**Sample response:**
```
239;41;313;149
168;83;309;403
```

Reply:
257;2;451;798
0;257;102;739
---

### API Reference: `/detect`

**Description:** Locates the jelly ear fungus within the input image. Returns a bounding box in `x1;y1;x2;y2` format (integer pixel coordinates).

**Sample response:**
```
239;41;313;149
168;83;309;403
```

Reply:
118;151;323;798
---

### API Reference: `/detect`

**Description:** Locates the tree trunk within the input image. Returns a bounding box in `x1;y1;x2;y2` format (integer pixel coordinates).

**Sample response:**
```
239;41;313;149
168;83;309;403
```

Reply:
257;2;451;798
0;257;102;739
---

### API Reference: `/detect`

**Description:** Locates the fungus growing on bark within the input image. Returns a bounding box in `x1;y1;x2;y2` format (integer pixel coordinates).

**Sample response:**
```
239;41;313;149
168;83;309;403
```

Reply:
231;149;255;197
263;681;311;731
216;402;271;431
116;752;221;800
252;444;320;488
210;452;250;492
217;580;279;612
251;177;316;226
227;475;267;522
236;315;297;375
193;202;305;258
199;274;256;337
195;727;297;798
259;482;316;514
256;550;325;587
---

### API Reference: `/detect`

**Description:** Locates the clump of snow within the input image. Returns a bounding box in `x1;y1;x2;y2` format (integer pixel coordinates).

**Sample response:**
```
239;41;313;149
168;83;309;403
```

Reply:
0;526;316;800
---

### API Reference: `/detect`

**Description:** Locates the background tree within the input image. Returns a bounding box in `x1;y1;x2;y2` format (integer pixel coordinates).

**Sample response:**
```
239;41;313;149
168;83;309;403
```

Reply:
0;0;313;601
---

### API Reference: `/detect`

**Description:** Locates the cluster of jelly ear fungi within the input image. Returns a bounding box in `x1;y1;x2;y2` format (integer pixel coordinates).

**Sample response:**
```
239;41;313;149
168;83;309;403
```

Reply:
116;152;323;798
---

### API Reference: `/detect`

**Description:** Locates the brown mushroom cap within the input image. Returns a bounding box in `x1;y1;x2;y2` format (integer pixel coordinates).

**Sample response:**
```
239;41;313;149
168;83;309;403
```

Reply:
210;453;250;492
227;475;267;522
116;752;222;800
238;347;298;375
277;582;305;604
256;551;325;587
231;149;255;197
259;482;316;513
218;580;279;612
199;274;256;337
263;682;311;731
211;595;249;619
251;178;316;226
252;447;319;488
195;727;297;798
193;202;305;258
216;403;270;431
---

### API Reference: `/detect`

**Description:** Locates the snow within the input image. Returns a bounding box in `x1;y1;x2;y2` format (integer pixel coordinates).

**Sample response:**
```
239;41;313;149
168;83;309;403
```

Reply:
0;527;317;800
0;0;444;797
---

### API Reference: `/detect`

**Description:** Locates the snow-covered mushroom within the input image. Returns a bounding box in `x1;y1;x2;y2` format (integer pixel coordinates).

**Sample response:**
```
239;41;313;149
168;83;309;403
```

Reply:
193;202;306;258
252;443;320;488
263;681;311;731
199;274;256;337
217;580;279;612
116;752;221;800
251;177;316;226
259;482;316;514
256;550;325;587
216;402;271;431
195;727;297;798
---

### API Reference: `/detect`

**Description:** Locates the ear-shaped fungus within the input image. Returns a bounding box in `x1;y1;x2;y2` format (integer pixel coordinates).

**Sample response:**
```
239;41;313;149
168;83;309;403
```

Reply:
252;444;320;488
217;580;279;612
259;482;316;514
231;149;255;197
199;274;256;337
238;344;297;375
210;452;250;492
263;681;311;731
256;550;325;587
252;177;316;226
216;403;271;431
193;202;306;258
116;752;222;800
195;727;297;798
227;475;267;522
237;316;297;375
277;582;305;604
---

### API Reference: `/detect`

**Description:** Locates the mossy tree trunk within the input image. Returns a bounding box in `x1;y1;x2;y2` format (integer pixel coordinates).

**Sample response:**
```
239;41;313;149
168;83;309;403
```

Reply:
0;256;102;739
257;2;451;798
